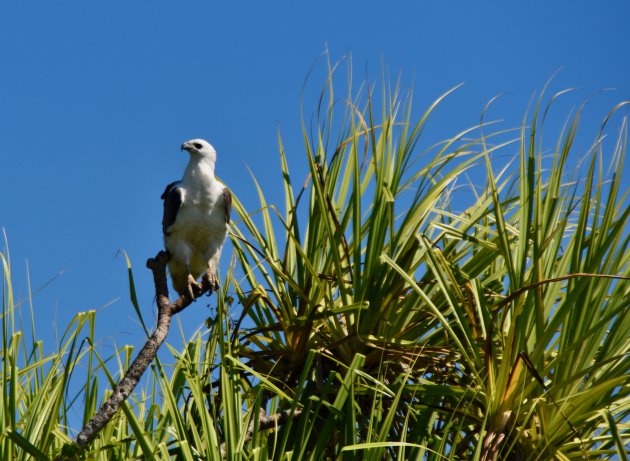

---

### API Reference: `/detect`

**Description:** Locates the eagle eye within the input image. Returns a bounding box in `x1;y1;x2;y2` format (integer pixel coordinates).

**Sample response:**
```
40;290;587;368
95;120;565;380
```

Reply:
193;142;203;149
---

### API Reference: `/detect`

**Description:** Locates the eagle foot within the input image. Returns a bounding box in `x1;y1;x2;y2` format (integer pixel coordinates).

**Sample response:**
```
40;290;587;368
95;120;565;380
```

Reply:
186;274;203;299
202;271;220;293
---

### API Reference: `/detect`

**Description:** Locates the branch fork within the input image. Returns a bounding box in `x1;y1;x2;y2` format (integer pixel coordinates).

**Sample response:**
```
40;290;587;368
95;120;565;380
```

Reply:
60;251;213;459
59;250;299;460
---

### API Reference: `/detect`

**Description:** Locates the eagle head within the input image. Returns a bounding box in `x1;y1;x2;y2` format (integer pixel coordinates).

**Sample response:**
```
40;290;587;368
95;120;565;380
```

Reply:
181;139;216;162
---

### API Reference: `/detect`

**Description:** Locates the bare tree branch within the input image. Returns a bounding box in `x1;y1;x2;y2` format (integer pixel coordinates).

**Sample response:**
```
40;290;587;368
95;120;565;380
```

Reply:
219;408;303;458
59;250;214;460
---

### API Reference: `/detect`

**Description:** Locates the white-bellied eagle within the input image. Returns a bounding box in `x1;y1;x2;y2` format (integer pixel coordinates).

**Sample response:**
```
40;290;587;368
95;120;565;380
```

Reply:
161;139;231;297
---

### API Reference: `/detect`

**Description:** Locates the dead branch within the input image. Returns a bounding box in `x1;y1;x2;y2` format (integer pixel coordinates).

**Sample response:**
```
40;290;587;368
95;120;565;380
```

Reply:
59;250;214;460
219;408;303;458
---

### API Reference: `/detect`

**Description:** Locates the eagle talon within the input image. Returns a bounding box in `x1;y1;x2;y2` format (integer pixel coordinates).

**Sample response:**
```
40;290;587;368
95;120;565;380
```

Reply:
187;283;203;299
186;274;203;299
202;272;220;293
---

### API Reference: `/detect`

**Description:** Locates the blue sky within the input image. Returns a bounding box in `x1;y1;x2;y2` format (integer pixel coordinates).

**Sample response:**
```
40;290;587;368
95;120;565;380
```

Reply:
1;1;629;354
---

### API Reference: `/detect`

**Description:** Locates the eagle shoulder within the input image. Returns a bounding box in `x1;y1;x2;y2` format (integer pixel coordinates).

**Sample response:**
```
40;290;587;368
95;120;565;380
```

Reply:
162;180;184;235
222;187;232;224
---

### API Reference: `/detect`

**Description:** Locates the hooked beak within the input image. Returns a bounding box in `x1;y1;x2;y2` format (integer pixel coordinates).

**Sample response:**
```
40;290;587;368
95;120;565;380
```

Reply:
181;142;189;152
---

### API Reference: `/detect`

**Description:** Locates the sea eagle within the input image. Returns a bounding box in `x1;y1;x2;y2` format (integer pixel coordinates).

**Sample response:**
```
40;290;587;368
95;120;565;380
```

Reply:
161;139;231;297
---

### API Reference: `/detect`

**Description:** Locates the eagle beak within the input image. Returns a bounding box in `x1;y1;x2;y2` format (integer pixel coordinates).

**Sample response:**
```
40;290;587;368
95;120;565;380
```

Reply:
181;143;188;151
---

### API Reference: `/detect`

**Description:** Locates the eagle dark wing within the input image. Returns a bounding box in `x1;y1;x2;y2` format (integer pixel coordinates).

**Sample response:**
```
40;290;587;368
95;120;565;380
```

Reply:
222;187;232;224
161;181;184;235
